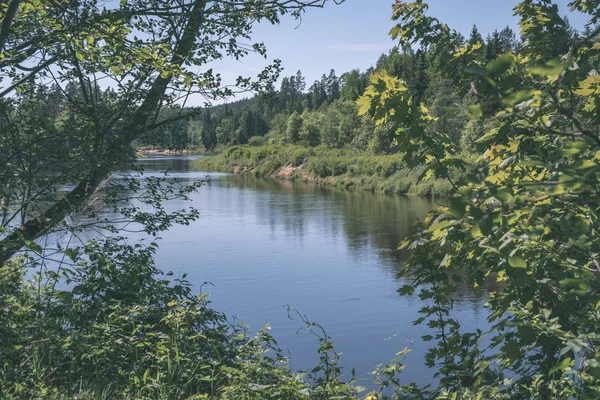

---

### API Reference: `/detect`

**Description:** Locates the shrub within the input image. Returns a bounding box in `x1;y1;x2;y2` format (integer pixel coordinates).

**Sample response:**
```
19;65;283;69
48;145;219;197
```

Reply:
194;144;468;197
248;136;266;147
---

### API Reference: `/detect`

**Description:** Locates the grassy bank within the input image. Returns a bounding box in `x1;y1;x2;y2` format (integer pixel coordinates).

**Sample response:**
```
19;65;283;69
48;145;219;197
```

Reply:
194;144;456;197
135;145;207;155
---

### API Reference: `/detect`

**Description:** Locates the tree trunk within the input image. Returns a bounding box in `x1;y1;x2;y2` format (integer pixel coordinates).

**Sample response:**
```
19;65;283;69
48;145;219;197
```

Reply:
0;0;21;53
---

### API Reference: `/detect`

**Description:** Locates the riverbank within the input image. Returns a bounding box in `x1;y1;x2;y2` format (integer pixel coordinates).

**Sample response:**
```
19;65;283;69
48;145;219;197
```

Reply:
193;144;457;197
136;147;202;156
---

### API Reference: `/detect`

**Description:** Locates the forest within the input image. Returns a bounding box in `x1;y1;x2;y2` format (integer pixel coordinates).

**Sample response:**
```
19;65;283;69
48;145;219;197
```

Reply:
1;0;600;399
143;25;529;154
153;22;583;197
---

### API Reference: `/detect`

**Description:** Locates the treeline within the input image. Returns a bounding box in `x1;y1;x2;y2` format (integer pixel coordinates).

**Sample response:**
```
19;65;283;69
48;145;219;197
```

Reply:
30;22;578;155
142;21;579;154
140;68;356;150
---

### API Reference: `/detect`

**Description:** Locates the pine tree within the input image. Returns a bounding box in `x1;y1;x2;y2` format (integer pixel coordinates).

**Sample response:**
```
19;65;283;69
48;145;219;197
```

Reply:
408;49;428;104
200;110;217;150
467;24;483;46
498;26;516;53
485;30;502;60
325;69;340;103
467;24;485;61
285;111;302;143
308;80;327;110
295;70;306;92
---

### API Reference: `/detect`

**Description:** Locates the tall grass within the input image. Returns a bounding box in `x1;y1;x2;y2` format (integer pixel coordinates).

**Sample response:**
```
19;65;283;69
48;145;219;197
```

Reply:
194;144;456;197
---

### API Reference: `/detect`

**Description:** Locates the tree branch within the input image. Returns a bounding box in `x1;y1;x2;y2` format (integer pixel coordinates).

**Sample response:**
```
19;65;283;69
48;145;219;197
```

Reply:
0;57;58;98
0;0;210;264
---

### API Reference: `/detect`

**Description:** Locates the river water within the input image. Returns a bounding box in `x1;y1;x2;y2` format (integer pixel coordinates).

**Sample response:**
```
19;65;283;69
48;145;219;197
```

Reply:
131;155;488;386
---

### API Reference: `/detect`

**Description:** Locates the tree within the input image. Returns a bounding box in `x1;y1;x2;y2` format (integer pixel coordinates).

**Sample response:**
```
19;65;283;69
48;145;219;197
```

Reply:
485;30;502;60
322;99;361;147
187;118;202;146
269;113;289;139
0;0;344;264
376;46;411;79
340;69;369;101
285;111;303;143
308;80;327;110
215;116;236;145
236;110;255;144
299;111;322;147
467;24;483;46
278;76;293;112
200;110;217;150
294;70;307;109
467;24;485;61
518;6;575;60
407;49;428;105
360;1;600;397
325;69;341;103
426;77;465;145
498;25;517;53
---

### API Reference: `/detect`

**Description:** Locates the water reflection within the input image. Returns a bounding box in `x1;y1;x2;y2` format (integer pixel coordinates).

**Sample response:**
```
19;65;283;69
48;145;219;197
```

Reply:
225;175;431;267
220;174;494;303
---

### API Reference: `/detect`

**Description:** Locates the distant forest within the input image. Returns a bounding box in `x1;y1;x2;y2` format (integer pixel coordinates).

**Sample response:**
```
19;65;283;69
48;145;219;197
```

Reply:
25;22;579;154
137;21;579;153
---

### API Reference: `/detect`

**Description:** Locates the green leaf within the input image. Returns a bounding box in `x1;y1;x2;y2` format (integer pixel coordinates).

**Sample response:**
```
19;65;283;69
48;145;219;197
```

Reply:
508;256;527;269
487;54;513;76
389;25;401;40
24;240;42;253
467;105;483;119
503;89;537;106
428;220;457;232
529;59;565;78
64;248;79;261
471;223;483;238
479;215;494;235
549;357;573;375
398;285;414;296
448;197;469;218
559;278;586;288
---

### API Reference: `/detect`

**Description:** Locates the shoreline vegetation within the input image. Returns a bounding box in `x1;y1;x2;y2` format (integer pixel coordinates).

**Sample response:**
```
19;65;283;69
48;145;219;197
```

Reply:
135;147;204;156
194;144;458;197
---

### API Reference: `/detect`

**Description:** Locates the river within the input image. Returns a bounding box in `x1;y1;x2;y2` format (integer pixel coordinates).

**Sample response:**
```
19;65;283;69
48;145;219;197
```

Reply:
130;155;488;386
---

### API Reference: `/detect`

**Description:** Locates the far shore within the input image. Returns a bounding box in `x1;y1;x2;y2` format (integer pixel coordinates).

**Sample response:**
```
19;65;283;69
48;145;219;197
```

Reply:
136;148;200;156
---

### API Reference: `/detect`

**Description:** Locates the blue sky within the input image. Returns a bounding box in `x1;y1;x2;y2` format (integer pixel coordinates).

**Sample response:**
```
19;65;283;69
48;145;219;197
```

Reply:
206;0;589;104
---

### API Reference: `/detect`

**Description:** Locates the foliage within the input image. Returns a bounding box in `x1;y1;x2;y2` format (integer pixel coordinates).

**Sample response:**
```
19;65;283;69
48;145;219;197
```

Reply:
286;111;304;144
0;239;361;399
194;144;455;197
299;111;323;147
357;0;600;398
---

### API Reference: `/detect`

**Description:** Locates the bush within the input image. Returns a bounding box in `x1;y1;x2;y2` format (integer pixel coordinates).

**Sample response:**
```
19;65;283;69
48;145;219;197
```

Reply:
193;144;465;197
248;136;266;147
